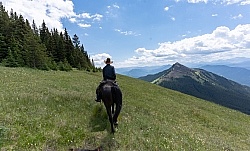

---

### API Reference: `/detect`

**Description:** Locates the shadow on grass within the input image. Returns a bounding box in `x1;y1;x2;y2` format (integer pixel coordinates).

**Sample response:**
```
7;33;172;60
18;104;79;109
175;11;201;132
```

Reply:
0;126;8;148
85;104;120;151
100;133;120;151
80;133;119;151
89;104;108;132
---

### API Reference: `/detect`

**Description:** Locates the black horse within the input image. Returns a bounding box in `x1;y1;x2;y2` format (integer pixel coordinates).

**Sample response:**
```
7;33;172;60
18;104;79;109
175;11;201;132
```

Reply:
97;81;122;133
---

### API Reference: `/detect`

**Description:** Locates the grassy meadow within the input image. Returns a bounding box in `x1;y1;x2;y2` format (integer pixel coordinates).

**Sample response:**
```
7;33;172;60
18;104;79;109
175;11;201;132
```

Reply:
0;66;250;151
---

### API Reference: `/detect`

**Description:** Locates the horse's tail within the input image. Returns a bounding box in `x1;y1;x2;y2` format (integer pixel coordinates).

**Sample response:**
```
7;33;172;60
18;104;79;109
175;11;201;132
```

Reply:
102;86;113;104
111;86;116;102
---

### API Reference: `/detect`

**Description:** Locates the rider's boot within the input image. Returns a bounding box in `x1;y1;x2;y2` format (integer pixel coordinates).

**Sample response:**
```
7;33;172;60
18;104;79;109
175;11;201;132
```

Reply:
95;94;101;102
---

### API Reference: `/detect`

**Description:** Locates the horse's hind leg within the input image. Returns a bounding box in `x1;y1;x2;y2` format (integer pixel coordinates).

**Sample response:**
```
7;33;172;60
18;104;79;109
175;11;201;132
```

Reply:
113;92;122;128
111;103;115;115
113;103;122;127
105;106;115;133
113;88;122;128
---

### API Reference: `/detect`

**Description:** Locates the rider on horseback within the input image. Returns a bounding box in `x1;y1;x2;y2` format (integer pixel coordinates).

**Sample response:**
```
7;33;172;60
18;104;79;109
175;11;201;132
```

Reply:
95;58;117;102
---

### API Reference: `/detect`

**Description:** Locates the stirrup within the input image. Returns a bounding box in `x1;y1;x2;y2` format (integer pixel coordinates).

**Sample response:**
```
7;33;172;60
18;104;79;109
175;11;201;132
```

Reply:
95;98;101;102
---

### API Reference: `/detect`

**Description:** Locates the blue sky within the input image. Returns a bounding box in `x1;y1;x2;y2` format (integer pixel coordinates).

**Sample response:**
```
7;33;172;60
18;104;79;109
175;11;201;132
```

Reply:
2;0;250;68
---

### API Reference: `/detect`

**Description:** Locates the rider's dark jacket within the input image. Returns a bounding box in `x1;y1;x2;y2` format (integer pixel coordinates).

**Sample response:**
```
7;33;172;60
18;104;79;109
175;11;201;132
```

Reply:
103;64;116;80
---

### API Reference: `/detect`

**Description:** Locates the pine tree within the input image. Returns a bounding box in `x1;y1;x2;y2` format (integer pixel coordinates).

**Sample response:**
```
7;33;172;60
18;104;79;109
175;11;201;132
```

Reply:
24;30;49;70
72;34;80;48
3;47;19;67
39;20;51;48
47;29;57;59
63;28;74;66
0;33;8;62
0;4;9;35
3;42;20;67
0;4;9;61
57;32;66;62
31;20;39;36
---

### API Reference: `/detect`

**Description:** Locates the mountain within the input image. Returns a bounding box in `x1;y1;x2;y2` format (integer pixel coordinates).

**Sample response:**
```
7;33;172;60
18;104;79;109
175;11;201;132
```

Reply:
139;62;250;115
197;57;250;70
116;65;171;78
226;58;250;70
201;65;250;86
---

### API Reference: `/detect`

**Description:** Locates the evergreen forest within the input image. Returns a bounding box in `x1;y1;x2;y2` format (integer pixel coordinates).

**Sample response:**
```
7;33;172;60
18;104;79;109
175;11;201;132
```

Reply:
0;4;97;71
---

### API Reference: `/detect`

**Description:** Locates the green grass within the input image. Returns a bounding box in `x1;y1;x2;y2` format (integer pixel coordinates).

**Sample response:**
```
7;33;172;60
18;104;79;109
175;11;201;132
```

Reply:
0;66;250;151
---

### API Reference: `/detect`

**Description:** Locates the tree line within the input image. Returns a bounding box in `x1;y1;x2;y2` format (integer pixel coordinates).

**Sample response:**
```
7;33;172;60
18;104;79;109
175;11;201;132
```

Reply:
0;4;98;71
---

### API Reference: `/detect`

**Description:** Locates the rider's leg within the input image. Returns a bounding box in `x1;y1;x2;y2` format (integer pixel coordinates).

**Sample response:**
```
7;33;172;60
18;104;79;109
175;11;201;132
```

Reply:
95;81;106;102
95;85;101;102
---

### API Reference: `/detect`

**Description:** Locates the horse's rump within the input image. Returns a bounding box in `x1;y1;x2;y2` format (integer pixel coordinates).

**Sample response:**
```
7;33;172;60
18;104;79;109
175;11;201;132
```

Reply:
102;82;121;101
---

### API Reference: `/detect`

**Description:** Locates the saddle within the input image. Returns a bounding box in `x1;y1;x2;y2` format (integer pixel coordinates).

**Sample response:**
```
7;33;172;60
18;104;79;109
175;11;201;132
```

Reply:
100;79;117;87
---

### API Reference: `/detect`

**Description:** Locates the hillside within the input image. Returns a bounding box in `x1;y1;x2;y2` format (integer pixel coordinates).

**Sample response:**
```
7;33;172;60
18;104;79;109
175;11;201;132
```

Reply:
0;66;250;150
139;62;250;115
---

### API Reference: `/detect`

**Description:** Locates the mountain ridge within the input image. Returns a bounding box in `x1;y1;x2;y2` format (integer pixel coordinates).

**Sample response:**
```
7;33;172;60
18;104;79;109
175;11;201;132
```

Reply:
201;65;250;86
116;64;171;78
139;63;250;115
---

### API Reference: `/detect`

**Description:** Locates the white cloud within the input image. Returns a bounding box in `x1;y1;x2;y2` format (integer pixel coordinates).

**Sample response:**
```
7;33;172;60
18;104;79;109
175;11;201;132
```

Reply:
212;14;218;17
114;29;141;36
222;0;250;5
171;17;176;21
81;13;92;19
78;23;91;28
231;14;243;19
119;24;250;67
92;14;103;21
79;13;103;21
69;18;77;23
240;0;250;5
187;0;208;3
73;12;103;28
164;6;169;11
176;0;250;5
113;4;120;9
2;0;103;31
2;0;75;31
106;4;120;18
91;53;112;67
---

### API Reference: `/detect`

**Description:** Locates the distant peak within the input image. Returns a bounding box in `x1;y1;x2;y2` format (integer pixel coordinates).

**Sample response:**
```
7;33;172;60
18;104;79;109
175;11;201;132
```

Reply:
172;62;187;68
170;62;191;72
173;62;182;67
